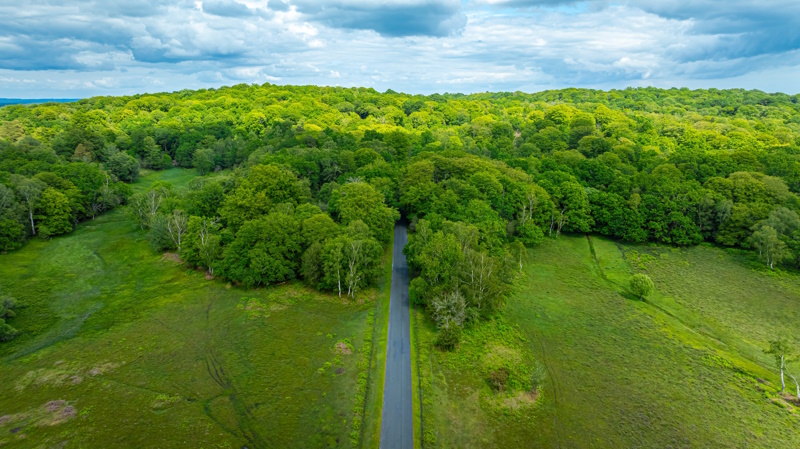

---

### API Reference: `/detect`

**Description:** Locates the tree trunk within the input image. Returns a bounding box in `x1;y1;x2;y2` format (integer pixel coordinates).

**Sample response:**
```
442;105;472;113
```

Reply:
781;355;785;392
29;210;35;235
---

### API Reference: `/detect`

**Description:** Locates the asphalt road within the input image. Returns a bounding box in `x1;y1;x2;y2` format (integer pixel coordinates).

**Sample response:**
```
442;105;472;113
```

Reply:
379;223;413;449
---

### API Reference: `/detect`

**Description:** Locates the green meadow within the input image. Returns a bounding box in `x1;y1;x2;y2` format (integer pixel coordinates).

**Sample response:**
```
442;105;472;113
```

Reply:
0;170;389;449
415;235;800;448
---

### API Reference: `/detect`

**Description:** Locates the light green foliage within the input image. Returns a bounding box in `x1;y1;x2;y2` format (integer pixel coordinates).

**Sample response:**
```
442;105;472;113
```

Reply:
629;273;654;300
34;187;72;238
749;225;788;269
302;213;340;245
219;163;307;230
182;216;221;273
330;181;398;243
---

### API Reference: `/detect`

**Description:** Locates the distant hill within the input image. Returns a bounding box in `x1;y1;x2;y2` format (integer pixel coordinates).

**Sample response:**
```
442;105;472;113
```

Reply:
0;98;79;106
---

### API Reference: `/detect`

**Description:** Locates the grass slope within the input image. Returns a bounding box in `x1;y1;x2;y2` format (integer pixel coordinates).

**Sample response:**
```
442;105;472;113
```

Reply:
0;169;382;449
419;235;800;448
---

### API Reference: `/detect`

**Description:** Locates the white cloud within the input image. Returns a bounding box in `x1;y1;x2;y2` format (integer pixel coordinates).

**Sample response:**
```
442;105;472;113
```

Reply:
0;0;798;97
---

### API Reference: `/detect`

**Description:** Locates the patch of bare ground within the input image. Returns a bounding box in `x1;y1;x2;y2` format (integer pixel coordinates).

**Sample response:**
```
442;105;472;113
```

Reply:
501;390;540;410
335;342;352;355
0;401;78;430
161;252;181;263
89;362;119;376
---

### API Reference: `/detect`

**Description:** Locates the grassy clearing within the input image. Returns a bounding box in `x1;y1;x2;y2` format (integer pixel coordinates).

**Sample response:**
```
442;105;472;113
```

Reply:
0;169;382;449
133;167;204;192
418;234;800;448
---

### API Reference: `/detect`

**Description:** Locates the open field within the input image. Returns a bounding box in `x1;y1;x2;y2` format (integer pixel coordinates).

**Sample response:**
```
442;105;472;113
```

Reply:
416;235;800;448
0;170;387;448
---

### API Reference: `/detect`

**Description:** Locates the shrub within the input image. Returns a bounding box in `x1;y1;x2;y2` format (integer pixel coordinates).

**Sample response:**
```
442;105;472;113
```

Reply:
489;367;510;392
435;325;462;350
530;361;547;391
630;273;654;300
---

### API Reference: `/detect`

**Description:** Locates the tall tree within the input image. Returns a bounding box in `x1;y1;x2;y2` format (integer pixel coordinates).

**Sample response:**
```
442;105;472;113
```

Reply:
10;175;46;235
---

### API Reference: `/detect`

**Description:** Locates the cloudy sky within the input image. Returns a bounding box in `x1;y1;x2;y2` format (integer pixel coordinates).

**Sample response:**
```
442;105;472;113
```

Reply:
1;0;799;98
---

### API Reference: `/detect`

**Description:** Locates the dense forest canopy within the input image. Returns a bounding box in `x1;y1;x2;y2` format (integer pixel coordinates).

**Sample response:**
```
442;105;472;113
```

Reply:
2;83;800;342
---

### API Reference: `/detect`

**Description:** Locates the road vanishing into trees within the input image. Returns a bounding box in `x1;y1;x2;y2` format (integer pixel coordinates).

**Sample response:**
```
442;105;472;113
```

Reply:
379;223;413;449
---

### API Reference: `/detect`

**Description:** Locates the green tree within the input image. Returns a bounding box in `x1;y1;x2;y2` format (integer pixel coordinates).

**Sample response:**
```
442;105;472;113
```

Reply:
10;175;46;235
301;241;324;288
322;239;345;297
147;214;174;252
430;290;467;350
765;339;791;392
106;151;140;182
35;187;73;238
193;147;215;175
183;216;221;274
630;273;654;300
510;240;527;273
749;226;788;269
0;295;18;342
219;164;307;230
302;213;340;246
219;213;302;287
330;181;398;243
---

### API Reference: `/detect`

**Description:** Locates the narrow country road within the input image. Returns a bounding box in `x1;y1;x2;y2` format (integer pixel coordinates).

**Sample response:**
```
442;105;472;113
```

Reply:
379;223;413;449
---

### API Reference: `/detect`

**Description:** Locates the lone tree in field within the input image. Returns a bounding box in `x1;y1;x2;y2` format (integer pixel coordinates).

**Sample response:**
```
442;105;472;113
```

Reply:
765;339;791;393
788;371;800;402
629;274;654;300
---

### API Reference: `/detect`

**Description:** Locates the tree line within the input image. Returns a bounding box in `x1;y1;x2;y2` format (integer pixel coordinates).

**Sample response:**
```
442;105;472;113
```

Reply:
2;83;800;345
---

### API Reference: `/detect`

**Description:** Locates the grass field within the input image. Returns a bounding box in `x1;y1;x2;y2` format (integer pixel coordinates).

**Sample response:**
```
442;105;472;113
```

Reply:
417;234;800;448
0;169;389;449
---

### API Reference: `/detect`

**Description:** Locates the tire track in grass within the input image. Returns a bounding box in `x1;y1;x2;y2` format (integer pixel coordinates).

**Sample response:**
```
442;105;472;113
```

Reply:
531;329;562;449
203;292;271;449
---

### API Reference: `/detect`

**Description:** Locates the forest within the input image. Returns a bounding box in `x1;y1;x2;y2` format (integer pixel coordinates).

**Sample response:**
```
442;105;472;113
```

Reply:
2;84;800;344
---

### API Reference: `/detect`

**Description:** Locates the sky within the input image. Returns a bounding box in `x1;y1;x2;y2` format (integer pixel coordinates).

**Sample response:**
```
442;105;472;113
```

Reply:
1;0;799;98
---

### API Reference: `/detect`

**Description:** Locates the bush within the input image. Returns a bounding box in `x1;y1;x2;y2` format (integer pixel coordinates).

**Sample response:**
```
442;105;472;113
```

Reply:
434;325;462;350
0;295;18;342
148;215;175;252
489;367;510;392
0;218;25;252
530;361;547;391
630;273;654;300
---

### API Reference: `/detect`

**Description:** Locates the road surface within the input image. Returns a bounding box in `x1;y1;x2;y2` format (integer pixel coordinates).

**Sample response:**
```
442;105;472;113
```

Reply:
379;223;413;449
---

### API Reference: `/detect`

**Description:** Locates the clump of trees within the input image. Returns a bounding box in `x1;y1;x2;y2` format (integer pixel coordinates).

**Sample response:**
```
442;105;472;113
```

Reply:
128;164;397;300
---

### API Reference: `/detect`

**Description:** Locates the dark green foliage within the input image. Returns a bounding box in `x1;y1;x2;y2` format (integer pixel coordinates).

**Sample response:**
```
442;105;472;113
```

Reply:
0;295;17;341
488;366;510;392
147;214;174;252
435;324;462;350
105;151;140;182
219;213;302;288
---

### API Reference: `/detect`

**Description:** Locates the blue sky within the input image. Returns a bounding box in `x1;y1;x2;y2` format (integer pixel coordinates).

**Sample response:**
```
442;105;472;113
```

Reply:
1;0;799;97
